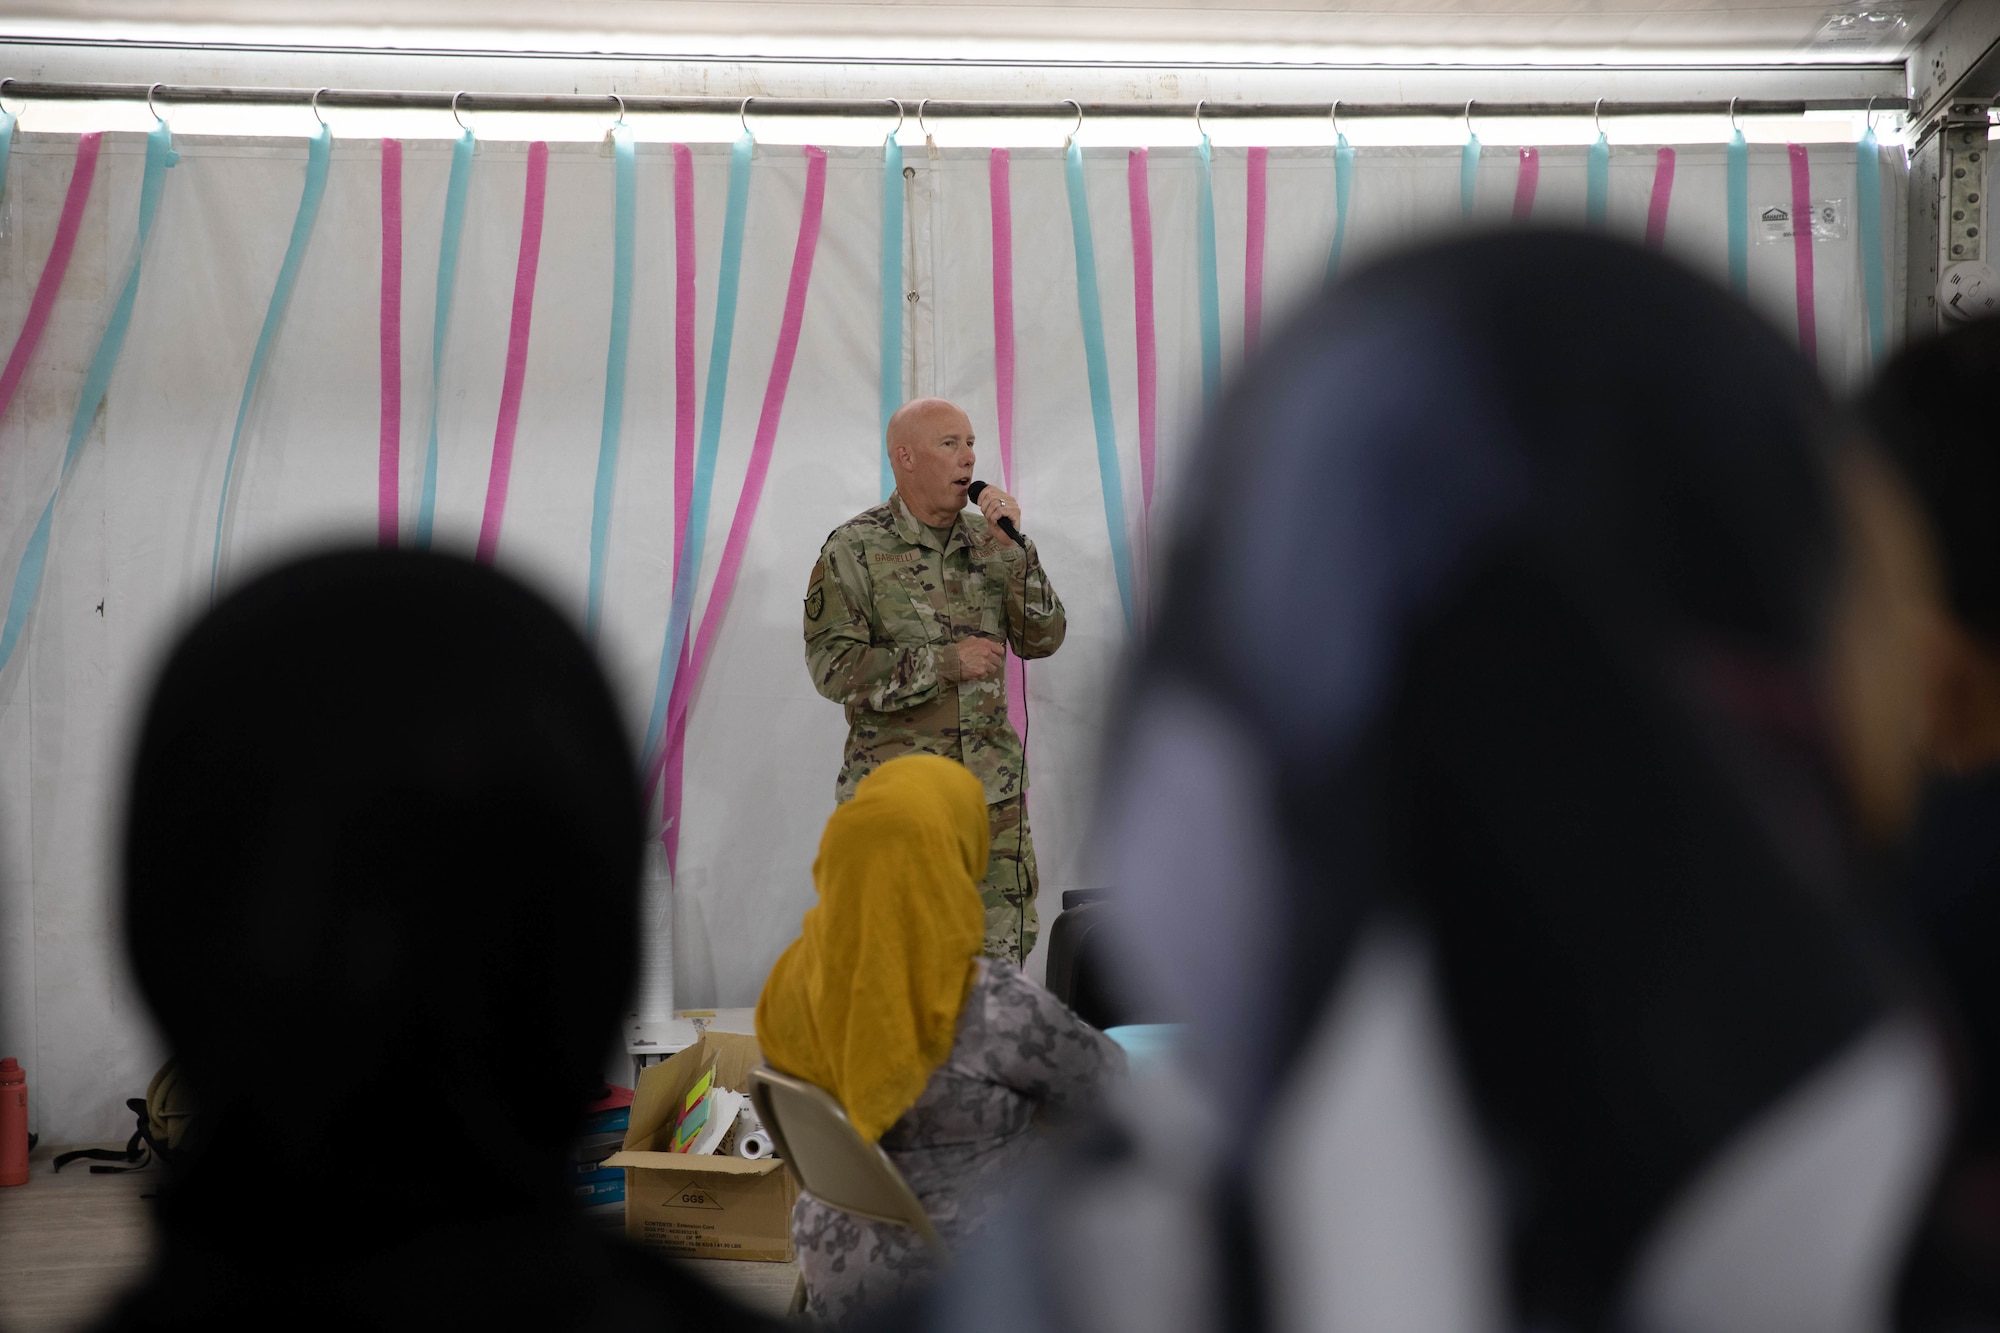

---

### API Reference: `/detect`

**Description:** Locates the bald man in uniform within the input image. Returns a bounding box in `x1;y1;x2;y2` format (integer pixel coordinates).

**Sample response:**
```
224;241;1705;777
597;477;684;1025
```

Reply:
803;398;1066;963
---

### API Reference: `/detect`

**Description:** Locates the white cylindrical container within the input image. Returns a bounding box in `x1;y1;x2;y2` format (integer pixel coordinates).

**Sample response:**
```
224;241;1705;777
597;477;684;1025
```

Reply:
633;838;675;1022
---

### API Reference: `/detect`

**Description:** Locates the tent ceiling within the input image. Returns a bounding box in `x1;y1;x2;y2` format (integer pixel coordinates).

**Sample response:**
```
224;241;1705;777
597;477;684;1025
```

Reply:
0;0;1950;62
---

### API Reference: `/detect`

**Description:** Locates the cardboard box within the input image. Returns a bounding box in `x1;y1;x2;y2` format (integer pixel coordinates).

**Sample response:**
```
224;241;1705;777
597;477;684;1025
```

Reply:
603;1031;799;1262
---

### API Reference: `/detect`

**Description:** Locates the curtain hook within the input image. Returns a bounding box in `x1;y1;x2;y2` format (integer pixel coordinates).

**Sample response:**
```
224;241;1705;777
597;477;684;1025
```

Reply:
885;97;904;137
919;98;941;159
311;87;328;128
740;96;755;137
1330;98;1341;138
0;79;17;118
1194;98;1206;140
1464;99;1476;138
1064;98;1083;143
1594;98;1604;137
147;82;167;124
1729;96;1740;133
609;92;627;127
1865;94;1878;134
452;91;470;133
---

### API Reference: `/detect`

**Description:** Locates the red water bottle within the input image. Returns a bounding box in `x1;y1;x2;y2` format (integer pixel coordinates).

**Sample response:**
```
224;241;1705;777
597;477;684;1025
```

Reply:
0;1057;26;1186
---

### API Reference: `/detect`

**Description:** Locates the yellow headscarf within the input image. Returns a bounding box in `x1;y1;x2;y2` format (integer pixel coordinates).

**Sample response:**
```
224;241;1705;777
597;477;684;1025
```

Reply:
755;755;990;1141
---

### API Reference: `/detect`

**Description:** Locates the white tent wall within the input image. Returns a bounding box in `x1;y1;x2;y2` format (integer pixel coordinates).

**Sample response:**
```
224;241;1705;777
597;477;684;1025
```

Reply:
0;128;1904;1143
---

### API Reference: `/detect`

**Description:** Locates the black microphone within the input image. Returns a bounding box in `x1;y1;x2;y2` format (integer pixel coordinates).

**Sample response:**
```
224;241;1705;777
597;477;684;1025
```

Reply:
966;480;1026;549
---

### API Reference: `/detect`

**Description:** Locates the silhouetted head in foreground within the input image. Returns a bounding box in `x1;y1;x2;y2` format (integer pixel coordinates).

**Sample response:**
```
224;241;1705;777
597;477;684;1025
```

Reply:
900;232;1944;1333
112;550;762;1330
1863;316;2000;776
1860;318;2000;1330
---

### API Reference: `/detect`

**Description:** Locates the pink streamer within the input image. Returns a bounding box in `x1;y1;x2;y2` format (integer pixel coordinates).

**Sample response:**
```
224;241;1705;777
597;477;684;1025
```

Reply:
475;141;549;566
378;139;404;548
661;145;698;837
661;719;686;858
1245;147;1268;358
0;133;101;435
989;149;1016;489
1512;147;1540;221
658;146;830;862
990;148;1028;744
1788;144;1818;369
672;143;697;583
1645;147;1676;250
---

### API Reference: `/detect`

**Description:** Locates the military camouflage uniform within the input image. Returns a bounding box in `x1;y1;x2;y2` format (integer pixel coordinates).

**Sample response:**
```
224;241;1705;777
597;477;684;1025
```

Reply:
804;491;1066;961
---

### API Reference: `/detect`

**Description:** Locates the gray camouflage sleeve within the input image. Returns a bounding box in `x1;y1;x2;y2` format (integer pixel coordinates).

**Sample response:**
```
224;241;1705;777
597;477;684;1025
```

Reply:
803;535;947;712
972;962;1126;1115
1000;539;1066;660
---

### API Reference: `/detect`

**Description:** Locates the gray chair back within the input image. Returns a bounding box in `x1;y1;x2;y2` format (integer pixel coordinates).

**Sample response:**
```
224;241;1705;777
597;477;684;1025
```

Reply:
747;1065;948;1258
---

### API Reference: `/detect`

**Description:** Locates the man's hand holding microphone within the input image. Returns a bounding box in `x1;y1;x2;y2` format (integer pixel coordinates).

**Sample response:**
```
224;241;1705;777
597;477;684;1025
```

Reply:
931;479;1025;682
968;481;1024;550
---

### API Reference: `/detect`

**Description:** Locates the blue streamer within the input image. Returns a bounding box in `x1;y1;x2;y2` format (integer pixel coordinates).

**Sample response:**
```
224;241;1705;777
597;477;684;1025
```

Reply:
211;124;332;597
1586;132;1610;229
585;125;636;640
1857;127;1888;366
417;129;474;549
880;132;904;501
1325;133;1354;283
1460;132;1481;217
643;131;754;768
1063;140;1135;631
1727;129;1749;299
1195;133;1222;412
0;120;176;675
0;110;15;215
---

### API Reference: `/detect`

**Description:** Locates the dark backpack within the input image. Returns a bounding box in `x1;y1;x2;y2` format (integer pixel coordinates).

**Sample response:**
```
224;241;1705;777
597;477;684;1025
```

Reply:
54;1058;196;1174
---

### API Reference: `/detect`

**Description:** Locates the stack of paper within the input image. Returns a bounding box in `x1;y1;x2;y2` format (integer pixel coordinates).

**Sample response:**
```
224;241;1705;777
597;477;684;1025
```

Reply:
574;1085;635;1225
669;1062;746;1156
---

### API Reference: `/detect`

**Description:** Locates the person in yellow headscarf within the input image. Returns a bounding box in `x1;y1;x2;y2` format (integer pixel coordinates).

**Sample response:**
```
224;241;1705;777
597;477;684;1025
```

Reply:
757;755;1124;1326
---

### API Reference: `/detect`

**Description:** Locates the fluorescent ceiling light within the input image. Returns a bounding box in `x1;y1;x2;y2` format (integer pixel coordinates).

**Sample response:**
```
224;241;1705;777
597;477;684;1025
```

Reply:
0;11;1940;70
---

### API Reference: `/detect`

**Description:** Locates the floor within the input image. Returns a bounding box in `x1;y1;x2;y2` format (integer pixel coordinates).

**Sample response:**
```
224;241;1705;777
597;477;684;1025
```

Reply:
0;1143;799;1331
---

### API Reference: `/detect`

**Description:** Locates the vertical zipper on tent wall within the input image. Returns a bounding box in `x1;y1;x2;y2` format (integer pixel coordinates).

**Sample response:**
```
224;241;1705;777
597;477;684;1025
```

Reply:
907;153;939;398
900;154;921;401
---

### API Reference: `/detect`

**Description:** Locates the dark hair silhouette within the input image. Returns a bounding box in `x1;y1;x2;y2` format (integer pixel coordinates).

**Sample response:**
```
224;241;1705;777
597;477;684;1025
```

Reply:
1861;320;2000;1330
1862;317;2000;643
109;548;766;1330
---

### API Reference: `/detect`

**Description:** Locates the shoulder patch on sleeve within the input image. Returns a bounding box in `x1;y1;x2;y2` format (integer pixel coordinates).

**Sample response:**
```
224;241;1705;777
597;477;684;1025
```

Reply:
804;558;828;623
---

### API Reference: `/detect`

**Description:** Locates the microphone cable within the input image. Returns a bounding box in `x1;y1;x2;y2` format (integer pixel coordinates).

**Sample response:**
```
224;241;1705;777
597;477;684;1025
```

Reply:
1014;649;1029;968
1009;533;1042;970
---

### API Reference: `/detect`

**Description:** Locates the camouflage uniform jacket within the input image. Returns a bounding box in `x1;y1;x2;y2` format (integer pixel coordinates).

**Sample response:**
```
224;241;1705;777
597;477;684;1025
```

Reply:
804;492;1066;805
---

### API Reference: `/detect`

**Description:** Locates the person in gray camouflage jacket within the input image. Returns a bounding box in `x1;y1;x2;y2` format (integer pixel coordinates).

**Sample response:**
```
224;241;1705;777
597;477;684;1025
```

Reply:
803;398;1066;962
791;955;1125;1326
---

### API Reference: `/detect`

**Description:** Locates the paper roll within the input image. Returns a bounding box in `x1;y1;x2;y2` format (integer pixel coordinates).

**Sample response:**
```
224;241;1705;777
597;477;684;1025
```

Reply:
736;1131;772;1160
634;841;675;1022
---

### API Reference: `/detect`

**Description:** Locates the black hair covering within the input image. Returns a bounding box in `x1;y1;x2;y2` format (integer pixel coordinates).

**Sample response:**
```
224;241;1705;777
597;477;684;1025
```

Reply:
1861;316;2000;642
108;550;756;1331
1860;320;2000;1328
1103;232;1894;1324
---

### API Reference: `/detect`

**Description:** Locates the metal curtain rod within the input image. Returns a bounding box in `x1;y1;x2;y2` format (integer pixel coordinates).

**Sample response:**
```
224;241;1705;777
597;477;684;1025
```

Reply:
0;80;1912;120
0;36;1914;75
